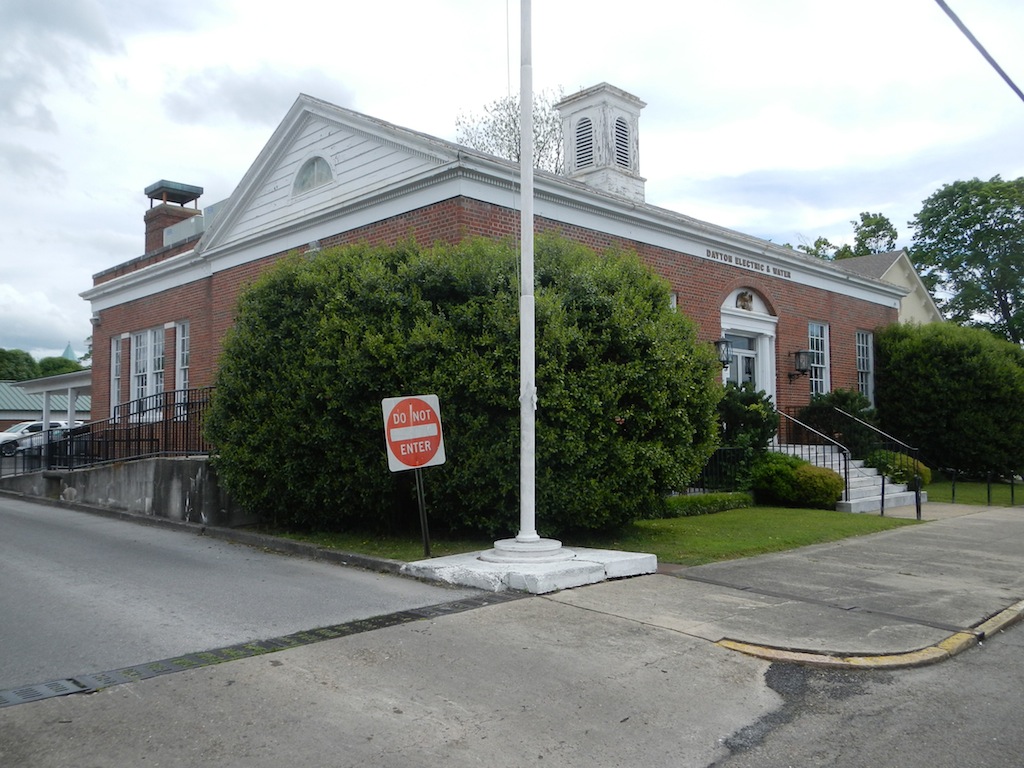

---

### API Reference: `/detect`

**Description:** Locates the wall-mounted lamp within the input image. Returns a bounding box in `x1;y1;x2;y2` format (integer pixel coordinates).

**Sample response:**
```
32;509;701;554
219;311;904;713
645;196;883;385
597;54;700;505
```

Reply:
714;338;733;369
788;349;812;382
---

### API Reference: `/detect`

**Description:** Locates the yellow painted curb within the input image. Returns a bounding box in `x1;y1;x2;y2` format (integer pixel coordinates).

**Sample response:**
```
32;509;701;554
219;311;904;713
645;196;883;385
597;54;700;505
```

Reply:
974;599;1024;638
717;630;980;670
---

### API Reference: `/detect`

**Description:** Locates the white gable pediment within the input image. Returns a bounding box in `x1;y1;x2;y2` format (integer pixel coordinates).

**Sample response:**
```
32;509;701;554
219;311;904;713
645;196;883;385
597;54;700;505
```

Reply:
199;95;457;258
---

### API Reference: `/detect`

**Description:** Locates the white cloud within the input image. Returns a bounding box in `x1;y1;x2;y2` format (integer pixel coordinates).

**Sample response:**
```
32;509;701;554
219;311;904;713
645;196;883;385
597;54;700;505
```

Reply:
2;0;1024;355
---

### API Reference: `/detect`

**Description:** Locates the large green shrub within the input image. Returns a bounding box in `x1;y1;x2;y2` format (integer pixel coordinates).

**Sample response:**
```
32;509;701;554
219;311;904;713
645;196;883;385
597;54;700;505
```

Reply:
875;322;1024;474
750;452;843;509
206;235;722;537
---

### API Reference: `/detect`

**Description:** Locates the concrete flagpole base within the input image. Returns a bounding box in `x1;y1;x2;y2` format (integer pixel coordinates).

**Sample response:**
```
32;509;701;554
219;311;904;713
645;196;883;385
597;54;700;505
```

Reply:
402;547;657;595
478;537;576;564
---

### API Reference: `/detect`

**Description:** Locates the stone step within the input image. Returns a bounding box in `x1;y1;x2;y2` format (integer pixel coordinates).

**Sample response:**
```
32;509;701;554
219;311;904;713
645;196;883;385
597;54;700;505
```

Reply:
845;482;908;501
837;490;927;514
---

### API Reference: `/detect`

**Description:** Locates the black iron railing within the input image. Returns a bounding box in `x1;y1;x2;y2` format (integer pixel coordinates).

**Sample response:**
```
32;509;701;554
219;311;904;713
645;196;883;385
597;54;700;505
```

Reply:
1;388;214;477
832;407;923;519
776;410;851;501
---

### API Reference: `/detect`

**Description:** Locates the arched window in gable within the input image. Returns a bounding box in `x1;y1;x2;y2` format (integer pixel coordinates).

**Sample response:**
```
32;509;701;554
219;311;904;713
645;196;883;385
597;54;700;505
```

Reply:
576;117;594;168
293;156;332;195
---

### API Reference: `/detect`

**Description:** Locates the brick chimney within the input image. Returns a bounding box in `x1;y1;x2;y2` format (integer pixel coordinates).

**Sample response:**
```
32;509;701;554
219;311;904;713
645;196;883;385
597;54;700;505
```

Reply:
144;180;204;254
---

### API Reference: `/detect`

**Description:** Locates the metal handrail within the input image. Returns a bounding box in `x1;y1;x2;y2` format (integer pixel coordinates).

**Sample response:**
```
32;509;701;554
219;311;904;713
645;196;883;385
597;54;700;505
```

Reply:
777;410;851;502
833;407;918;455
831;406;922;519
1;388;213;478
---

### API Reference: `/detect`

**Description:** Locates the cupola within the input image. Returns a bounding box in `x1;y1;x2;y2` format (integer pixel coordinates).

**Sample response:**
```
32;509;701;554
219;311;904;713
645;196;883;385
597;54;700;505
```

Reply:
554;83;646;202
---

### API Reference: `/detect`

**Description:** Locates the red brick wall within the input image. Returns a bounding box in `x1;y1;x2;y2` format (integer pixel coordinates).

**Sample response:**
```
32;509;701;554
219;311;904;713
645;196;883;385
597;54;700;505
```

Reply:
91;196;897;420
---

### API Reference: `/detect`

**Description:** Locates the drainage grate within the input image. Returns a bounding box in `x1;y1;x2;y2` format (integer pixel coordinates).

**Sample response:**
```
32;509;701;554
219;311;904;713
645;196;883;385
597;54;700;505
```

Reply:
0;591;525;709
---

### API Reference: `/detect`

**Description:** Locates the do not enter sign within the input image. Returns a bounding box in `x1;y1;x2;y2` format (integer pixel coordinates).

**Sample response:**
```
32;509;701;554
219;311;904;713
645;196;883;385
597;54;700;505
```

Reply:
382;395;446;472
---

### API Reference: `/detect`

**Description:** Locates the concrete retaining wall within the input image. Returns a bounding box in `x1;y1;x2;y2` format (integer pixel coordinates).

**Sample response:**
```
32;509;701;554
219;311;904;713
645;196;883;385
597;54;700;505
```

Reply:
0;458;254;527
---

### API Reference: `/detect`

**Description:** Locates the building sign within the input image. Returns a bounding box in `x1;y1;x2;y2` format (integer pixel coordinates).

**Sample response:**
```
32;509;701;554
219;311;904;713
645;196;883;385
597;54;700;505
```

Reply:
706;249;792;280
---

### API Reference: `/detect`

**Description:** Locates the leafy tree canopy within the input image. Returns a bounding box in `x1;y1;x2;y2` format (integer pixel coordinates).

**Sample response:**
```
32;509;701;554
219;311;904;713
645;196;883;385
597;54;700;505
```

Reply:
911;175;1024;344
206;236;722;537
790;212;898;260
455;88;564;174
0;348;39;380
38;357;84;377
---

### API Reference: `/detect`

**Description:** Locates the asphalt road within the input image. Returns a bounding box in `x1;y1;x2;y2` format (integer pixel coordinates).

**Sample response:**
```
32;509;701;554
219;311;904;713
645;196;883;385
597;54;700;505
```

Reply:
0;496;480;690
713;627;1024;768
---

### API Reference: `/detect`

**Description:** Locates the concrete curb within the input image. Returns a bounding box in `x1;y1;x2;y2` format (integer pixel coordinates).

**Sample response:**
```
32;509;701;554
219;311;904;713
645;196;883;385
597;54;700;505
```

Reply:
717;598;1024;669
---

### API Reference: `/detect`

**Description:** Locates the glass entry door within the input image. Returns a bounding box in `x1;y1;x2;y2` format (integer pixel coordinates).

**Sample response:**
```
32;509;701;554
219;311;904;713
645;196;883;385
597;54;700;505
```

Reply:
725;334;756;387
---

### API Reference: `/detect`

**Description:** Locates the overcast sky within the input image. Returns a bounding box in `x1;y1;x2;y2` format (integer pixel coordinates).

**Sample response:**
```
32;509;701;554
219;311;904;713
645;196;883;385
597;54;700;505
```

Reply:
2;0;1022;361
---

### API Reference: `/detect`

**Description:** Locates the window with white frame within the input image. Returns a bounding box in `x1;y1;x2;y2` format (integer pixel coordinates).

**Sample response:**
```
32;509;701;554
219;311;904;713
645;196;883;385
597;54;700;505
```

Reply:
176;321;190;392
131;328;165;412
808;322;830;395
175;321;191;416
110;337;121;416
856;330;874;405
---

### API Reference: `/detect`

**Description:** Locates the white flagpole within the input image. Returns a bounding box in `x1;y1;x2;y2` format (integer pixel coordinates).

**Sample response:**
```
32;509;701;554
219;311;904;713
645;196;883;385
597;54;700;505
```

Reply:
517;0;539;544
480;0;571;564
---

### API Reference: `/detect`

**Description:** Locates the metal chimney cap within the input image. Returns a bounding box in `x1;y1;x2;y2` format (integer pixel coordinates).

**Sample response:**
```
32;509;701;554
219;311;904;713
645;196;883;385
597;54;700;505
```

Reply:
144;180;204;205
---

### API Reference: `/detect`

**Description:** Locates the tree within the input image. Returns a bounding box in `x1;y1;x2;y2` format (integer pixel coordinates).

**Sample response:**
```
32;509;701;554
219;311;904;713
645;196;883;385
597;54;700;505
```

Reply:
875;322;1024;474
846;211;897;258
38;357;84;377
206;235;722;537
794;212;898;260
455;88;564;174
911;176;1024;344
0;348;39;380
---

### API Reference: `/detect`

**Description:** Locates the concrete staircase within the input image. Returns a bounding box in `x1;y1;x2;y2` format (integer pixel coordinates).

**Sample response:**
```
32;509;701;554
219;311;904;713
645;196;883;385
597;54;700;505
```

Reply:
773;444;926;514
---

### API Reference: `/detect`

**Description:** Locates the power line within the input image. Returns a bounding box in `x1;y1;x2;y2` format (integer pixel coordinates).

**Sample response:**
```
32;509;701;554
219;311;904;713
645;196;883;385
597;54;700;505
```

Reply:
933;0;1024;106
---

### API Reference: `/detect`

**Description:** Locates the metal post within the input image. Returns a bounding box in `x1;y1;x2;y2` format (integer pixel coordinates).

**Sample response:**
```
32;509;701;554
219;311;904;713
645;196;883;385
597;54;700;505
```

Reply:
415;468;431;559
880;473;886;517
915;474;922;521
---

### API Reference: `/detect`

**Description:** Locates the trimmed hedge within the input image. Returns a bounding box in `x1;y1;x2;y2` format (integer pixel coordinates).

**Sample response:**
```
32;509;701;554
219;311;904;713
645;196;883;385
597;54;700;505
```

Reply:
661;492;754;518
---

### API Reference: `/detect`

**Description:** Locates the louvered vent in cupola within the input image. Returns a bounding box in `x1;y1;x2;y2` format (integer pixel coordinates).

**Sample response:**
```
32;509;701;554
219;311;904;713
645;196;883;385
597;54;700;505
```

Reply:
576;117;594;168
555;83;646;203
614;117;630;168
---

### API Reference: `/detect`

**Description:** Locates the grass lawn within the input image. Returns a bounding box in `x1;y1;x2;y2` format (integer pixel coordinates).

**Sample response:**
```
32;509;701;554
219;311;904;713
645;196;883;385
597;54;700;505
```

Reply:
274;506;920;567
926;478;1024;507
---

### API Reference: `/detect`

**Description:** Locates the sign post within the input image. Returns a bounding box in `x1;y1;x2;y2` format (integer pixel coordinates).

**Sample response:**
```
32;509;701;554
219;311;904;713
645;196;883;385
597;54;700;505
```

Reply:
382;395;446;557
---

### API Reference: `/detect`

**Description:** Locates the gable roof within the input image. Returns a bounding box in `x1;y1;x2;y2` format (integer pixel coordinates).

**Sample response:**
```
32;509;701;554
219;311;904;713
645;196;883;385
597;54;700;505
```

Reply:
84;92;909;313
833;250;904;280
835;249;943;324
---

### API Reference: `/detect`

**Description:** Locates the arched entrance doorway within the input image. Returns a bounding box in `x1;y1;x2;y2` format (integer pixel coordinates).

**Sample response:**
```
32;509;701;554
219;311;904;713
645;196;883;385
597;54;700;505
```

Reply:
720;288;778;403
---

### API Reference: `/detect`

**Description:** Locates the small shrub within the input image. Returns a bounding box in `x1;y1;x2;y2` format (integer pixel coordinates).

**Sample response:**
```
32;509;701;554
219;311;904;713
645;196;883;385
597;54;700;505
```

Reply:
750;452;803;506
718;382;777;449
864;450;932;486
661;492;753;518
751;452;843;509
793;463;846;509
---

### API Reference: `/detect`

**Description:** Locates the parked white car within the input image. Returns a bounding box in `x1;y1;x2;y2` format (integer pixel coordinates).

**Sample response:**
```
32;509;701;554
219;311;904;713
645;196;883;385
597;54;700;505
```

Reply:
0;421;80;457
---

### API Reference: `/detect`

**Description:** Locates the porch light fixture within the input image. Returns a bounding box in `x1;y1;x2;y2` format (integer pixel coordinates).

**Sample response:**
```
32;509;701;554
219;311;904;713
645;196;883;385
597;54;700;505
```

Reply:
714;338;733;369
788;349;813;382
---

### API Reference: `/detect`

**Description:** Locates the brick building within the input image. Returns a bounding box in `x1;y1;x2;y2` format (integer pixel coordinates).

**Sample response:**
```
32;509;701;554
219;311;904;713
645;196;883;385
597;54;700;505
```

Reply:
82;83;912;423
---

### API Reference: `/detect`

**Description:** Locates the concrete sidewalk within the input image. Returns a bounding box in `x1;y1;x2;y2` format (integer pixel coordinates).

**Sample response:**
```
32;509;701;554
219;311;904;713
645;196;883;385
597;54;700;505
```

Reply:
608;502;1024;668
4;502;1024;767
